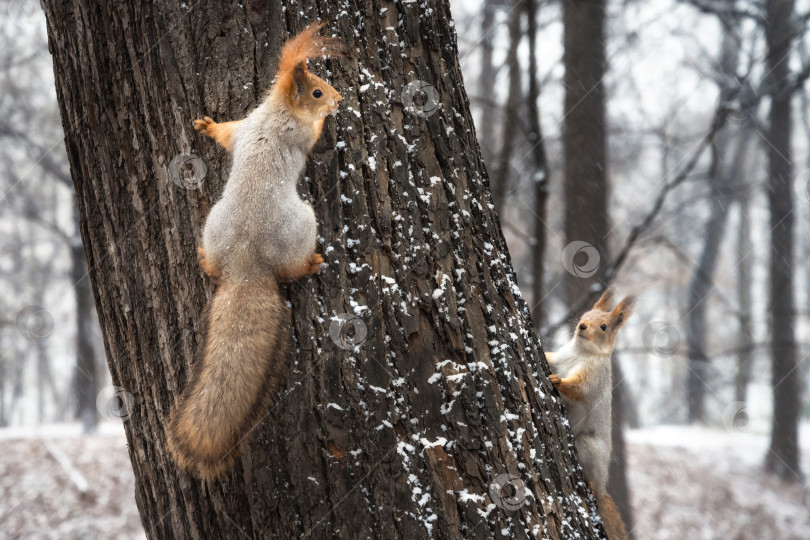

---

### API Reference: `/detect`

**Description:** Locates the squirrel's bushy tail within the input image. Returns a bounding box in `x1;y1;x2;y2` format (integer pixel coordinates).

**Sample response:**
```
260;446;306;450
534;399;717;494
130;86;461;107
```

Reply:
596;491;628;540
167;277;289;478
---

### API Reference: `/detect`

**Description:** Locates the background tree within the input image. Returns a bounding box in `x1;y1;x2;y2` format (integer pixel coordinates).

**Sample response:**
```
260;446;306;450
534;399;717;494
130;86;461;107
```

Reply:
563;0;608;308
685;2;742;423
561;0;634;534
491;0;522;214
525;0;550;331
0;29;100;430
43;0;609;537
764;0;801;481
477;0;498;166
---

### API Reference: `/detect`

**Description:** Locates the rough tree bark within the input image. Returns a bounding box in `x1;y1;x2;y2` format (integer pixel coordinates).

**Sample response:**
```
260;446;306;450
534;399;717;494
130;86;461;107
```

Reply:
764;0;801;481
45;0;607;537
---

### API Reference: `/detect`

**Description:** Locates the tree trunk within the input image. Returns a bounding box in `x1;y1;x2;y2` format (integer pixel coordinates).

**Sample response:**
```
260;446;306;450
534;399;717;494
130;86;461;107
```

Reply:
734;128;758;407
764;0;801;481
44;1;607;537
491;0;522;214
562;0;633;533
685;6;740;424
525;0;550;331
0;334;5;427
478;0;497;164
563;0;608;306
735;191;753;405
71;220;99;433
609;357;634;539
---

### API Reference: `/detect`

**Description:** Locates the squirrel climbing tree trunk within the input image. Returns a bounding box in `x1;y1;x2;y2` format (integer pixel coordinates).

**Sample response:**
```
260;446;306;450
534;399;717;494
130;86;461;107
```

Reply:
44;0;607;537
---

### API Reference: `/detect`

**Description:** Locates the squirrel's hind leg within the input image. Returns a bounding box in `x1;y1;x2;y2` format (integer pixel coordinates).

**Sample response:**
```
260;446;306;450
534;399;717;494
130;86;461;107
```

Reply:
277;253;323;282
198;247;222;280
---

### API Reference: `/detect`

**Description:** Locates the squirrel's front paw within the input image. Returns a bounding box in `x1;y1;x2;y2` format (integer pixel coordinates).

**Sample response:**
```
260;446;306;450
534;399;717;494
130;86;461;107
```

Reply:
193;116;215;133
548;374;561;387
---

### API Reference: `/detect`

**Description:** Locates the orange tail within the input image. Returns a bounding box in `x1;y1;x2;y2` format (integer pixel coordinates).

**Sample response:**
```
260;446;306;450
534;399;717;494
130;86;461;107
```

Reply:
167;277;289;478
596;492;627;540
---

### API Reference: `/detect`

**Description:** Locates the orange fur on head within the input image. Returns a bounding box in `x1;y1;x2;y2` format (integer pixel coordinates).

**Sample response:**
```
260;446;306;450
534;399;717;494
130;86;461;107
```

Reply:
268;22;344;138
273;22;344;99
592;289;613;311
575;290;636;355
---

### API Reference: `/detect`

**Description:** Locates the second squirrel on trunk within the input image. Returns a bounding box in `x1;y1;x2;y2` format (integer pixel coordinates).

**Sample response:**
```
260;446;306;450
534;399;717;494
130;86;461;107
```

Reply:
166;22;344;479
546;290;635;540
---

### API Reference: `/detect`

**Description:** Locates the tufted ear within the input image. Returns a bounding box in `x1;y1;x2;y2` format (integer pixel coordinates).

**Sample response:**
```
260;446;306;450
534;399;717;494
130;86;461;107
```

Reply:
593;289;613;312
291;62;307;98
611;295;636;328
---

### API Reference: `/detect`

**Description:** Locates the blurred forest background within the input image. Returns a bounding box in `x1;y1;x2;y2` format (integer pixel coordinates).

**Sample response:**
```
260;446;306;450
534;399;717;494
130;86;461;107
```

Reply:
2;0;810;538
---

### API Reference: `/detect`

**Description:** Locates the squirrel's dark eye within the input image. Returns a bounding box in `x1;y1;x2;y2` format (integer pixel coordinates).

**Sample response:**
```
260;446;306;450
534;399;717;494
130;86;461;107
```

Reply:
313;89;323;98
600;324;607;331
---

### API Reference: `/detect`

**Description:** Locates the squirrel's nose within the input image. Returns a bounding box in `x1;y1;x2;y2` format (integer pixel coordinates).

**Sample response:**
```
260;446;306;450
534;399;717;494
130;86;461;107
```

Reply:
579;323;587;331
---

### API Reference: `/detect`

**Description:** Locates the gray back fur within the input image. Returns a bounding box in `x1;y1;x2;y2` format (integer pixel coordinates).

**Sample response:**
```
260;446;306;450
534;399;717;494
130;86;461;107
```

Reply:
202;97;318;281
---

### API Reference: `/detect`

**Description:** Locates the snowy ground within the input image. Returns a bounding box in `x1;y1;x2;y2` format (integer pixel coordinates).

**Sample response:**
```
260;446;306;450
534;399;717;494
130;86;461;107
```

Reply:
0;423;143;539
1;423;808;539
627;425;810;540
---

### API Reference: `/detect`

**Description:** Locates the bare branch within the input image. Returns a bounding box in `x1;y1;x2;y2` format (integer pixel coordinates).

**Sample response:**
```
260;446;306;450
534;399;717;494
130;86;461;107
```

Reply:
541;107;729;338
